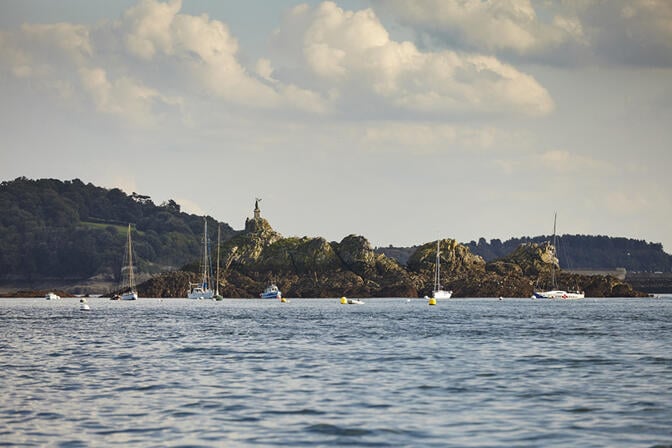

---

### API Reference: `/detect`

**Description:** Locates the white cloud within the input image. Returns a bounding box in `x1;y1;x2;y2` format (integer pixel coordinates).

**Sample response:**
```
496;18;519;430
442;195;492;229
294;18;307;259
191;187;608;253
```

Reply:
78;66;174;125
360;122;518;153
122;0;181;59
271;1;554;117
0;0;329;125
375;0;672;67
537;149;610;174
21;22;93;62
375;0;586;55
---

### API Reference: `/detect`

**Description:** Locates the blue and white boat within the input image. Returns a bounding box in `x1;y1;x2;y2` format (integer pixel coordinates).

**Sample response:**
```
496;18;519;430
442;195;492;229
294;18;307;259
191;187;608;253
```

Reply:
260;284;282;299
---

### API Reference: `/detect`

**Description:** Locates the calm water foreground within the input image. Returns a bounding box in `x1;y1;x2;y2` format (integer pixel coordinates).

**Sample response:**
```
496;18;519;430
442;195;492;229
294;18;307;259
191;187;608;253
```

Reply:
1;297;671;447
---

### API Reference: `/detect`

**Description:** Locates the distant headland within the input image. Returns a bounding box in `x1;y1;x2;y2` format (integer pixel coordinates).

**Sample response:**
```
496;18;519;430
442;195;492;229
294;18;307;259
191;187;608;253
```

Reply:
1;177;668;298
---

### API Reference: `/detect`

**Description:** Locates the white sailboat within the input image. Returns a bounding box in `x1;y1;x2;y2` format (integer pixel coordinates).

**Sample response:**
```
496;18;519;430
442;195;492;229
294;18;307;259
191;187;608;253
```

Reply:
188;219;214;300
433;240;453;299
533;213;584;300
120;224;138;300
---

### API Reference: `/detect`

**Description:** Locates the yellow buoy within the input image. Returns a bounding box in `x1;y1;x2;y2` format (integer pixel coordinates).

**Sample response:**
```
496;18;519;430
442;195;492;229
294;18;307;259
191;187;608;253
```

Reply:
340;297;347;304
280;297;287;303
428;297;437;306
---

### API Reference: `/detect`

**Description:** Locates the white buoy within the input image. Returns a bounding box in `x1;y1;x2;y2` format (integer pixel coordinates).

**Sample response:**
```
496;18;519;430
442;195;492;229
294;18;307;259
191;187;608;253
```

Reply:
79;298;90;311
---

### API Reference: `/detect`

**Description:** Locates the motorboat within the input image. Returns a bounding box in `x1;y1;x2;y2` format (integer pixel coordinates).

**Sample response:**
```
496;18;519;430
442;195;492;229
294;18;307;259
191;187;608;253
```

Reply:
260;284;282;299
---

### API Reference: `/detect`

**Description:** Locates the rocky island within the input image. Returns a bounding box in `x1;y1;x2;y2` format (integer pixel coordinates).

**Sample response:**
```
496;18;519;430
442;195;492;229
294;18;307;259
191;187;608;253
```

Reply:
135;202;645;298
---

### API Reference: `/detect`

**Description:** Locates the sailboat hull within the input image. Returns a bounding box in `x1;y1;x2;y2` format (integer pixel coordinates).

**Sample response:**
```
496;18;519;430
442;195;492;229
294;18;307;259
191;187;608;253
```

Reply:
533;290;584;300
188;287;214;300
432;290;453;299
121;291;138;300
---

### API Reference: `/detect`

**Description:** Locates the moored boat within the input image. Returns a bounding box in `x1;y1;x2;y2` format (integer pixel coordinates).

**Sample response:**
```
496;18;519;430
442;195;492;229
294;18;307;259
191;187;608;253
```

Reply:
45;292;60;300
120;224;138;300
260;284;282;299
533;289;584;300
188;219;214;300
533;213;585;300
433;240;453;299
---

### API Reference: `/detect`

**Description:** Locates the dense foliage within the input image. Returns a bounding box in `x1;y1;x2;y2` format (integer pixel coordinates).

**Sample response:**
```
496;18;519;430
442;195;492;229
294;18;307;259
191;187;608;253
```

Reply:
377;237;671;273
465;236;672;272
0;177;236;280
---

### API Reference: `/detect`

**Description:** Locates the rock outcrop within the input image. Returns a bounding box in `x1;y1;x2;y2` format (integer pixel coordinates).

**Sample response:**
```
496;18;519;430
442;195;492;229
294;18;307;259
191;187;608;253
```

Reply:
202;218;417;298
134;218;646;298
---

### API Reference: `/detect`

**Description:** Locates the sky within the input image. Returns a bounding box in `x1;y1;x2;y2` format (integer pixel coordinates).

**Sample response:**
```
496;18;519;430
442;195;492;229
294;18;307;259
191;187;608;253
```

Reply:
1;0;671;252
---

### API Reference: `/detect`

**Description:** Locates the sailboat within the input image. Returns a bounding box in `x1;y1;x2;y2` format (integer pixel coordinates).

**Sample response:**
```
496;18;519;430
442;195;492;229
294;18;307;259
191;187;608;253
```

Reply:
533;213;584;300
433;240;453;299
188;219;214;300
120;224;138;300
214;224;223;301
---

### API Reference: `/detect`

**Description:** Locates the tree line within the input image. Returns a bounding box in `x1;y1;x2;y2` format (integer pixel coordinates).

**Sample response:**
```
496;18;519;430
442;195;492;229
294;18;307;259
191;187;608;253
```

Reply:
0;177;236;281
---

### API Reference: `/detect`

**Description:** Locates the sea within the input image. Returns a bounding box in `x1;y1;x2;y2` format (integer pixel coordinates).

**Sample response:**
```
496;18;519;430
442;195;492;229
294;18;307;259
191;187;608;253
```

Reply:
1;297;671;447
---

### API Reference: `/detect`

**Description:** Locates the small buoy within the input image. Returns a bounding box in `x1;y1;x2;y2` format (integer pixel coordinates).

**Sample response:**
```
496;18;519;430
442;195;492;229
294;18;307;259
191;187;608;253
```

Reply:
80;298;90;311
340;297;347;304
280;297;287;303
428;297;437;306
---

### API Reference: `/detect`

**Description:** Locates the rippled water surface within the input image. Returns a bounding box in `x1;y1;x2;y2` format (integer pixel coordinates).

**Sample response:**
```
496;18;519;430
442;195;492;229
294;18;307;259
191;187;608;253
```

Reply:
1;297;671;447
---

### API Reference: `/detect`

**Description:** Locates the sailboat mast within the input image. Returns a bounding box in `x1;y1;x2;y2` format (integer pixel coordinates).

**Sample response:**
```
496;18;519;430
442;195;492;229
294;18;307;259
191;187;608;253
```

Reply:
127;224;135;290
202;219;209;287
551;212;557;288
215;224;220;295
435;240;441;291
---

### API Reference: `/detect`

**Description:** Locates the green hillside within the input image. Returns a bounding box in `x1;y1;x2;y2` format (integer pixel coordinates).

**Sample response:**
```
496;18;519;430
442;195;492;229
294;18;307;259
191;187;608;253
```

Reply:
0;177;236;282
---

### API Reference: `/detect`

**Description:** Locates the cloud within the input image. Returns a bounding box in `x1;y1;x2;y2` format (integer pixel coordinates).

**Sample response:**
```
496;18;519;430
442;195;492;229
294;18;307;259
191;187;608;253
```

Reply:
0;0;328;126
78;66;177;125
582;0;672;67
271;1;554;117
360;122;520;153
375;0;672;67
375;1;586;55
537;149;610;174
121;0;182;60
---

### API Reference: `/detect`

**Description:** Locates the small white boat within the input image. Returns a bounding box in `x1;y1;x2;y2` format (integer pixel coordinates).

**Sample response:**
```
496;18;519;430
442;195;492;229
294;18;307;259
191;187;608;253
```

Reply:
79;298;90;311
45;292;61;300
433;240;453;299
533;289;584;300
260;284;282;299
121;291;138;301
